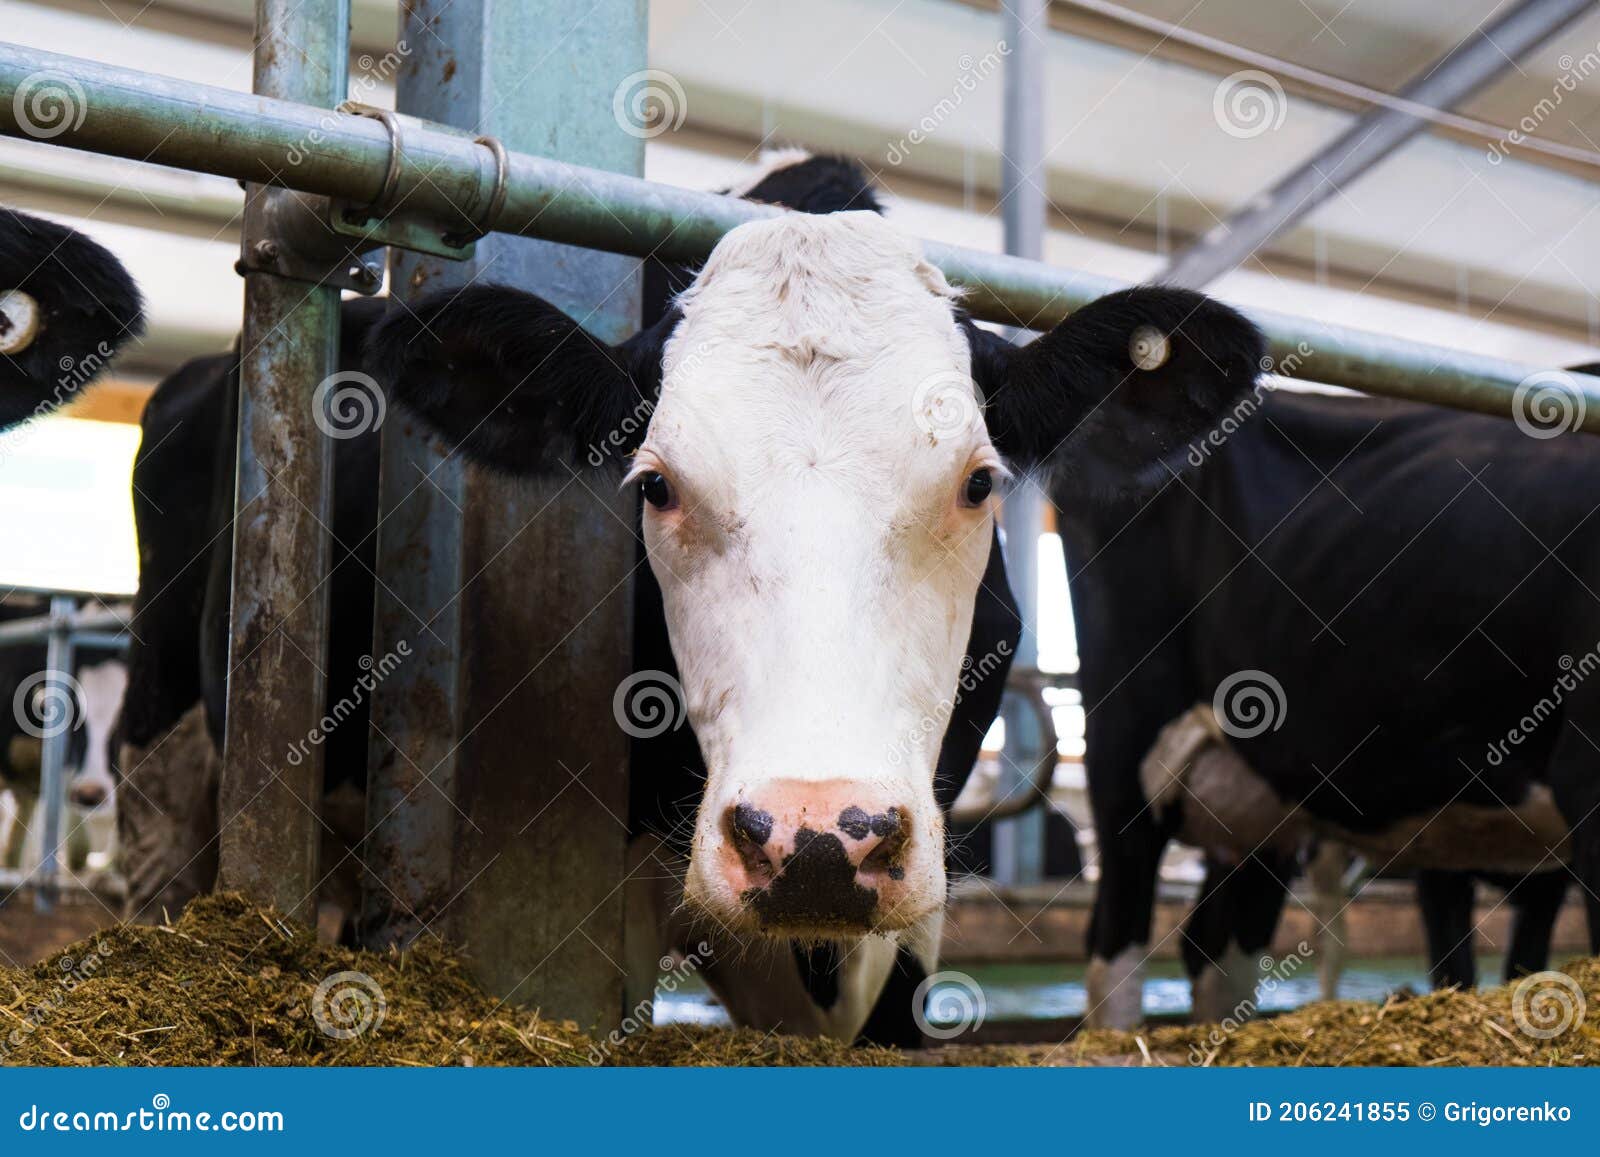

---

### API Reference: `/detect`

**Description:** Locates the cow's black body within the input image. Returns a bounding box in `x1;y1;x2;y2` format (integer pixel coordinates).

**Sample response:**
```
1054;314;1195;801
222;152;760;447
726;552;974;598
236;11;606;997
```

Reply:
1068;387;1599;990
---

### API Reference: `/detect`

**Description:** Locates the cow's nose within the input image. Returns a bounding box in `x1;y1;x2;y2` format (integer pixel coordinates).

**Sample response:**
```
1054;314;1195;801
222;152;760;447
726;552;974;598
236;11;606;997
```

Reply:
720;780;912;930
69;778;109;808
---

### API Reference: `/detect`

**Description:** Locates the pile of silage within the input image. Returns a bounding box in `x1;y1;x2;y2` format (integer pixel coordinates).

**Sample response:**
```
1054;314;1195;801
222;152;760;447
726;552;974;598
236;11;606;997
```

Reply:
3;893;1594;1066
0;894;882;1067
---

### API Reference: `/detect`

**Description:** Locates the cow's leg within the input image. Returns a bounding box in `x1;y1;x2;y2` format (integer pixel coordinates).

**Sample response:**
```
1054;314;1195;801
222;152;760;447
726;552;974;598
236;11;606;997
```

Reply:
115;702;220;922
1416;869;1476;989
1548;713;1600;954
2;785;34;870
1306;841;1350;1000
1085;817;1164;1029
1501;870;1568;982
1185;852;1288;1023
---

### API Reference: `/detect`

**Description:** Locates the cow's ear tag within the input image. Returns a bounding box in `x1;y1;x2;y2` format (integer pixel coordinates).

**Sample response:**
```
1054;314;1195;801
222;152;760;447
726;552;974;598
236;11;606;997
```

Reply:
1129;326;1171;372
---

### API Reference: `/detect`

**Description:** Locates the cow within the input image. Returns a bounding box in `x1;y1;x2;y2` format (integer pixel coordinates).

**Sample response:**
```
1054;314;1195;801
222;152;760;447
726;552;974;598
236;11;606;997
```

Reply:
366;188;1264;1042
1069;377;1600;1028
108;155;1023;1034
0;206;140;882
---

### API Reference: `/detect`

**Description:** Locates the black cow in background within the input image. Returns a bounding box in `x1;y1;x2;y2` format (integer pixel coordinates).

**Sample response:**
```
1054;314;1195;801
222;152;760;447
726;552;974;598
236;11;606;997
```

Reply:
1071;374;1600;1028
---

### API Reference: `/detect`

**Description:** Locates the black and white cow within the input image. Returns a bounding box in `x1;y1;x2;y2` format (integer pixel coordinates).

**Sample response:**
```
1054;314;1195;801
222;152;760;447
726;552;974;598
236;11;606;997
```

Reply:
1070;377;1600;1027
0;207;141;877
366;175;1264;1041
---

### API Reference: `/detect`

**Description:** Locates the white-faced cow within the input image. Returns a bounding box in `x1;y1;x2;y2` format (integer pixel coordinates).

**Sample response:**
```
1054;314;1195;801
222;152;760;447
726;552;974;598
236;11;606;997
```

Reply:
367;196;1264;1041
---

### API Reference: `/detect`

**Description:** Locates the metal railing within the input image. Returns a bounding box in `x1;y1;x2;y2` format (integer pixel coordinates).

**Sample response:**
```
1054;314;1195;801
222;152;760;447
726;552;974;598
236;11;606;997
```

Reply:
2;43;1598;427
0;596;131;912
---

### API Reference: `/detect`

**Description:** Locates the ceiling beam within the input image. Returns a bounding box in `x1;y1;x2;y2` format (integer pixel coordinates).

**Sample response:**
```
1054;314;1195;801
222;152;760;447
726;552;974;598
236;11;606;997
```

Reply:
1157;0;1594;289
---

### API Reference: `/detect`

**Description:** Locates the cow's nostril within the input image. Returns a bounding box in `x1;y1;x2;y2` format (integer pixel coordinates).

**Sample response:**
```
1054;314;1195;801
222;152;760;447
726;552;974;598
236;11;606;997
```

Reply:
856;807;908;880
726;803;776;880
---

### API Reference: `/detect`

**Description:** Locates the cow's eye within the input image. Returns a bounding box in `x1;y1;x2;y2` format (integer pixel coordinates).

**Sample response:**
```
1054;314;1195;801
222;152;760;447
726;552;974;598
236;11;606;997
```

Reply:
962;468;994;507
640;470;676;510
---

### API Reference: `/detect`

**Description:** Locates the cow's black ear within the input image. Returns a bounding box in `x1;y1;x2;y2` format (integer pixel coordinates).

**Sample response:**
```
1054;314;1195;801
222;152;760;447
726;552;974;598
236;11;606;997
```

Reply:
970;286;1264;500
0;209;144;424
365;284;668;475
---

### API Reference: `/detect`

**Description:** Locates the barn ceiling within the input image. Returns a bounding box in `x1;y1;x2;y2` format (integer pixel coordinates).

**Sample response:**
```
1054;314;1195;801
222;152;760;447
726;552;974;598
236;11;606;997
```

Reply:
4;0;1597;372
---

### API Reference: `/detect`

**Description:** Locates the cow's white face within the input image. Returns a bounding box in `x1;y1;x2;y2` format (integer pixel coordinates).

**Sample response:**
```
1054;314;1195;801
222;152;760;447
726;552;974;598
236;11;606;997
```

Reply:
629;213;1001;939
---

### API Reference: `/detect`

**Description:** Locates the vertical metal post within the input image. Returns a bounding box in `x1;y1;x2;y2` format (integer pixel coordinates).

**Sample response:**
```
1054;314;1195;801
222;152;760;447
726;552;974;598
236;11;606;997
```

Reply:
217;0;348;923
993;0;1049;887
365;0;642;1032
32;595;77;913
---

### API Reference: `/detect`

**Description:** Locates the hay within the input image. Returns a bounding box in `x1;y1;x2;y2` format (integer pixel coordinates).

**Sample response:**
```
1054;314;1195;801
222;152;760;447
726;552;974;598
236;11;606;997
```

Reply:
0;894;889;1067
1065;960;1600;1067
3;893;1596;1066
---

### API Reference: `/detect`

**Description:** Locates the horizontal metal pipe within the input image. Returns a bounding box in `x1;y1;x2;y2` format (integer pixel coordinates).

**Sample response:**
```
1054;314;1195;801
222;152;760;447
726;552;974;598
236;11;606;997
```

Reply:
3;44;1597;429
0;604;133;647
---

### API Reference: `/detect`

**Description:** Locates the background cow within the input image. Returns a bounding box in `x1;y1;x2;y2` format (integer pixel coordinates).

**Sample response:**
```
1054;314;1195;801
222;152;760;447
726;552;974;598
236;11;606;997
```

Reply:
1073;383;1600;1027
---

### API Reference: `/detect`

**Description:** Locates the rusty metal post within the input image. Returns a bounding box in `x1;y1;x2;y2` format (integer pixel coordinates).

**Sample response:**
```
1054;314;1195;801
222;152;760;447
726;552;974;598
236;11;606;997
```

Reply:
217;0;349;922
362;0;642;1033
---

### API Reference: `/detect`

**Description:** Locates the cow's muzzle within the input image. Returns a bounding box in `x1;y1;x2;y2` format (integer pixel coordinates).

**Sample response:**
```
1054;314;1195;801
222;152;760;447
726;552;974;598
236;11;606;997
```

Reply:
714;779;917;935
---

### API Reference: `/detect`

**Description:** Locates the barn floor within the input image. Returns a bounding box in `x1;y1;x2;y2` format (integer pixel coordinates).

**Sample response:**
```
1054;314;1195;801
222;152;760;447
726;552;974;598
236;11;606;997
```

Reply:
0;892;1594;1067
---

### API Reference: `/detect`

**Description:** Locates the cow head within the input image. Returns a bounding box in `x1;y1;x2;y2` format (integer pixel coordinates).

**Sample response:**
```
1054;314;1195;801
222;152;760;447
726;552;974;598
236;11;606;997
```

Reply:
367;209;1262;942
0;209;143;425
